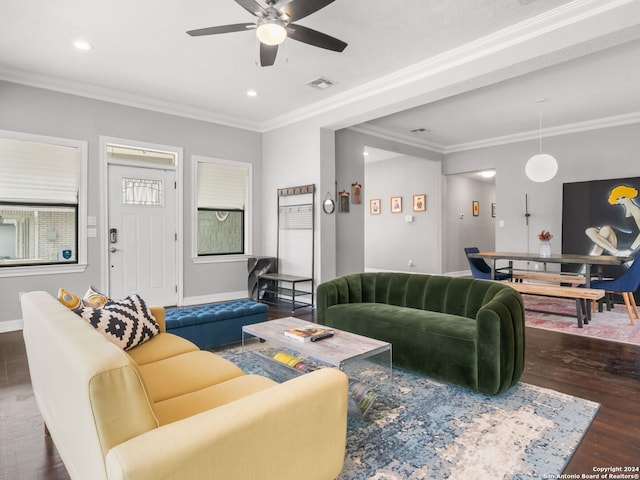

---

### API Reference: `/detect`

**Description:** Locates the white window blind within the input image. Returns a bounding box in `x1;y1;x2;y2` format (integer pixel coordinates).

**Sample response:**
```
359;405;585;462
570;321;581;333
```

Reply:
197;162;247;210
0;137;81;204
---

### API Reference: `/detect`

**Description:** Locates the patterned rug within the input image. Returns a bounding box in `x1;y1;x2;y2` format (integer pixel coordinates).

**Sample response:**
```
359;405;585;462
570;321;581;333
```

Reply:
523;295;640;345
218;345;599;480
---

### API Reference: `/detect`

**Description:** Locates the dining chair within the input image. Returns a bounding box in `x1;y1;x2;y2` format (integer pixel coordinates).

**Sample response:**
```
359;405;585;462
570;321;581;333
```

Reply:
464;247;512;281
589;257;640;325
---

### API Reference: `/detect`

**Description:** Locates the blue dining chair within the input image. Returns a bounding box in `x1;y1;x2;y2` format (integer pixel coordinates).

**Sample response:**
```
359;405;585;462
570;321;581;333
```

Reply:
464;247;512;281
590;257;640;325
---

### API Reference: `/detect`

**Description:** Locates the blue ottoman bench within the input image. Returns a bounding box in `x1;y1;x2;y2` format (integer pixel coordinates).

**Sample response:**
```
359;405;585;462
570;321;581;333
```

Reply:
165;299;268;349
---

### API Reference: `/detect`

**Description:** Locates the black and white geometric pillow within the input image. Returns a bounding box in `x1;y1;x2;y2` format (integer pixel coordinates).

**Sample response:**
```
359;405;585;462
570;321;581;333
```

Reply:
76;294;160;351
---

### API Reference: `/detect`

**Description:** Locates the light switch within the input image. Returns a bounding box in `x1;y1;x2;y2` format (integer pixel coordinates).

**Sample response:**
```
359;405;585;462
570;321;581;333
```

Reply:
87;228;97;238
88;216;97;226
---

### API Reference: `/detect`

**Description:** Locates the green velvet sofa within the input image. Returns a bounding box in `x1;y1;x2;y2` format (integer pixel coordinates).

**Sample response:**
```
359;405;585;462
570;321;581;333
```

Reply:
317;272;525;396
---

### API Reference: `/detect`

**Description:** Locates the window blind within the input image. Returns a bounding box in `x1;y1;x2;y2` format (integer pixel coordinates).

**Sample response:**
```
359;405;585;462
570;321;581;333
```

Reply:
0;138;81;204
197;162;247;210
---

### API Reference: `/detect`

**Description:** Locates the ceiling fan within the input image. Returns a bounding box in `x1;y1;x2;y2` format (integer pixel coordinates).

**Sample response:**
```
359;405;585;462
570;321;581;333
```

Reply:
187;0;347;67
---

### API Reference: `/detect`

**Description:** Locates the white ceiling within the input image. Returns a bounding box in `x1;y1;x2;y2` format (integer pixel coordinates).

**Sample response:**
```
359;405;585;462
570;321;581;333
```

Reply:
362;38;640;151
1;0;639;145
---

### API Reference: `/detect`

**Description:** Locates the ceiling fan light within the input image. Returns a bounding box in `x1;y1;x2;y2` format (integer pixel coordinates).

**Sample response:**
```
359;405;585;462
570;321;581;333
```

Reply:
256;22;287;46
525;153;558;182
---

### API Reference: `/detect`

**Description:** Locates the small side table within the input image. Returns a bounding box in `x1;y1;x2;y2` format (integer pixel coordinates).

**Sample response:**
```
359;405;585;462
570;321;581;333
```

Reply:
257;273;313;312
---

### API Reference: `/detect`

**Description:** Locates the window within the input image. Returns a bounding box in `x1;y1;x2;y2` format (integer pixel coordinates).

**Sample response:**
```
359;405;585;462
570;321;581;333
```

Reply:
0;131;86;272
0;202;77;265
194;157;251;257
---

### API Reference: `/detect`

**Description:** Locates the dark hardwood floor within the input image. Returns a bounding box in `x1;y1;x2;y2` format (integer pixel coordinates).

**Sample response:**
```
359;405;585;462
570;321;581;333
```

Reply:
1;304;638;479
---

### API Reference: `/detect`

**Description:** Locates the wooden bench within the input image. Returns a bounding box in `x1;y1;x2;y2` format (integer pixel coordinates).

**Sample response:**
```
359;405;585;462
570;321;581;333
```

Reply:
512;270;586;285
505;282;604;328
511;271;614;313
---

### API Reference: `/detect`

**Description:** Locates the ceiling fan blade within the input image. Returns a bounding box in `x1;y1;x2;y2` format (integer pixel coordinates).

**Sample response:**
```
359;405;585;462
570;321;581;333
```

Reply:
187;23;255;36
234;0;267;16
280;0;335;22
260;43;278;66
288;24;347;52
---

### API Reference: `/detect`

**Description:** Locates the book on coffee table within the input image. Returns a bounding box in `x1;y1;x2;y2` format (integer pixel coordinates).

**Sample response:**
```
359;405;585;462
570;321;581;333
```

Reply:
284;326;334;342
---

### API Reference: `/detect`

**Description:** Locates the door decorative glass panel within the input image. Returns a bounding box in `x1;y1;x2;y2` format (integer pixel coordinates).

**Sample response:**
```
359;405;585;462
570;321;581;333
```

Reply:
122;178;164;206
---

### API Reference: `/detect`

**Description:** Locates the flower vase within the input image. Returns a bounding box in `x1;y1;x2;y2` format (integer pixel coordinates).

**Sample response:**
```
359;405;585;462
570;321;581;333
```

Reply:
539;240;551;257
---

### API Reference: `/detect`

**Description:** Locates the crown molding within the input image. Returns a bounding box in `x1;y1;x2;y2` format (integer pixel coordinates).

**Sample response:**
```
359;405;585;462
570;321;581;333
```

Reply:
443;111;640;153
355;112;640;155
260;0;637;132
0;66;262;133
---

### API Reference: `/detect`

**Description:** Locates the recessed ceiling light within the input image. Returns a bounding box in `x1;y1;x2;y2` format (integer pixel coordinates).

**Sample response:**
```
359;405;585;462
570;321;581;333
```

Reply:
73;40;94;51
246;90;258;97
479;170;496;178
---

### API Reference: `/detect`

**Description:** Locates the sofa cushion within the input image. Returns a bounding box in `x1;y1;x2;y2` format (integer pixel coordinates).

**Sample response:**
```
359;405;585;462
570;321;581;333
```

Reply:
153;374;277;425
127;332;199;365
326;303;477;341
76;294;160;351
325;303;478;389
137;350;245;403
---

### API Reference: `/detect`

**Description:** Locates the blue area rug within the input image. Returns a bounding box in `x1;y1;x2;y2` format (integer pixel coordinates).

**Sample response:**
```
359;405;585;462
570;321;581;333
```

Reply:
217;345;599;480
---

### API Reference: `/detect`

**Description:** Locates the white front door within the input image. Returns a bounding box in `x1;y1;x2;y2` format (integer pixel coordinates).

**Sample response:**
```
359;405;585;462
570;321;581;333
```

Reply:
108;164;177;306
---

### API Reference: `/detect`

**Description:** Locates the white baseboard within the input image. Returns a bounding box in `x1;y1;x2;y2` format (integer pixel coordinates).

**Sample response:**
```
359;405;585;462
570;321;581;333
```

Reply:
363;268;471;277
0;319;23;333
443;270;472;277
181;291;248;307
364;267;425;274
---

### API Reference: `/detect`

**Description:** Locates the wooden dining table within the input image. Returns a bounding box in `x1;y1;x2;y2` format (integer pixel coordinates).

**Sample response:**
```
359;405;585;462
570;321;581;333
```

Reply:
466;251;631;287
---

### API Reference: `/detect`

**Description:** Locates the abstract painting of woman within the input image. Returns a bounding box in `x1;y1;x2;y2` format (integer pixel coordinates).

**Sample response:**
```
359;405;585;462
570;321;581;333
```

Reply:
585;184;640;257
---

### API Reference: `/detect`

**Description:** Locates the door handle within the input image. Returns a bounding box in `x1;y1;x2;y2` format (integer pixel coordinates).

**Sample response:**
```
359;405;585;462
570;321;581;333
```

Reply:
109;247;121;253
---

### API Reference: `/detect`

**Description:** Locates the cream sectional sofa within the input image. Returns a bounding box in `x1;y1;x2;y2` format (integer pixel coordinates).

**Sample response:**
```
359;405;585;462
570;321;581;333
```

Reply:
21;291;349;480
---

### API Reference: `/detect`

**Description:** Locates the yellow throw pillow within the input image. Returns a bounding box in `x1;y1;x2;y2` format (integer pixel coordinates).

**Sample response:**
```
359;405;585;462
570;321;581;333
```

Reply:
57;288;82;310
82;285;109;308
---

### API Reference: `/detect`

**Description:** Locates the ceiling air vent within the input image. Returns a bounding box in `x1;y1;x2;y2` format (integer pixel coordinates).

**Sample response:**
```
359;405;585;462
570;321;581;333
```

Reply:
306;77;336;90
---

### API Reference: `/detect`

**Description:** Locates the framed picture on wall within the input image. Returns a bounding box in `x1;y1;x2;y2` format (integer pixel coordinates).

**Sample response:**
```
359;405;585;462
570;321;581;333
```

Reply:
370;198;381;215
339;190;350;213
413;194;426;212
473;200;479;216
351;182;362;204
391;196;402;213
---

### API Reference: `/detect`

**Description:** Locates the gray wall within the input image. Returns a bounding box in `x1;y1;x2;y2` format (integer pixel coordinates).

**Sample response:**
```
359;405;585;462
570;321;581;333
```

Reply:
444;175;496;273
444;122;640;272
0;80;262;326
365;155;442;273
334;128;443;276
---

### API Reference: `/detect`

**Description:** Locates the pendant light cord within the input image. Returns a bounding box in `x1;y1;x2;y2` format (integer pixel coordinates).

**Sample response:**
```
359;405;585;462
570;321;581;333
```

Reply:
536;98;546;154
538;104;542;154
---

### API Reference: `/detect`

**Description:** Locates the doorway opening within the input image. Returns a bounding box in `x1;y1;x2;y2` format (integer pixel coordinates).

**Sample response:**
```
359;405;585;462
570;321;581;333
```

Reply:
445;169;496;275
364;146;442;274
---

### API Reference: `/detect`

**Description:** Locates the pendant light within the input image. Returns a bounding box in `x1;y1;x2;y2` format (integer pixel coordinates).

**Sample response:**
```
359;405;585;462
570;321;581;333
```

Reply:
525;99;558;183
